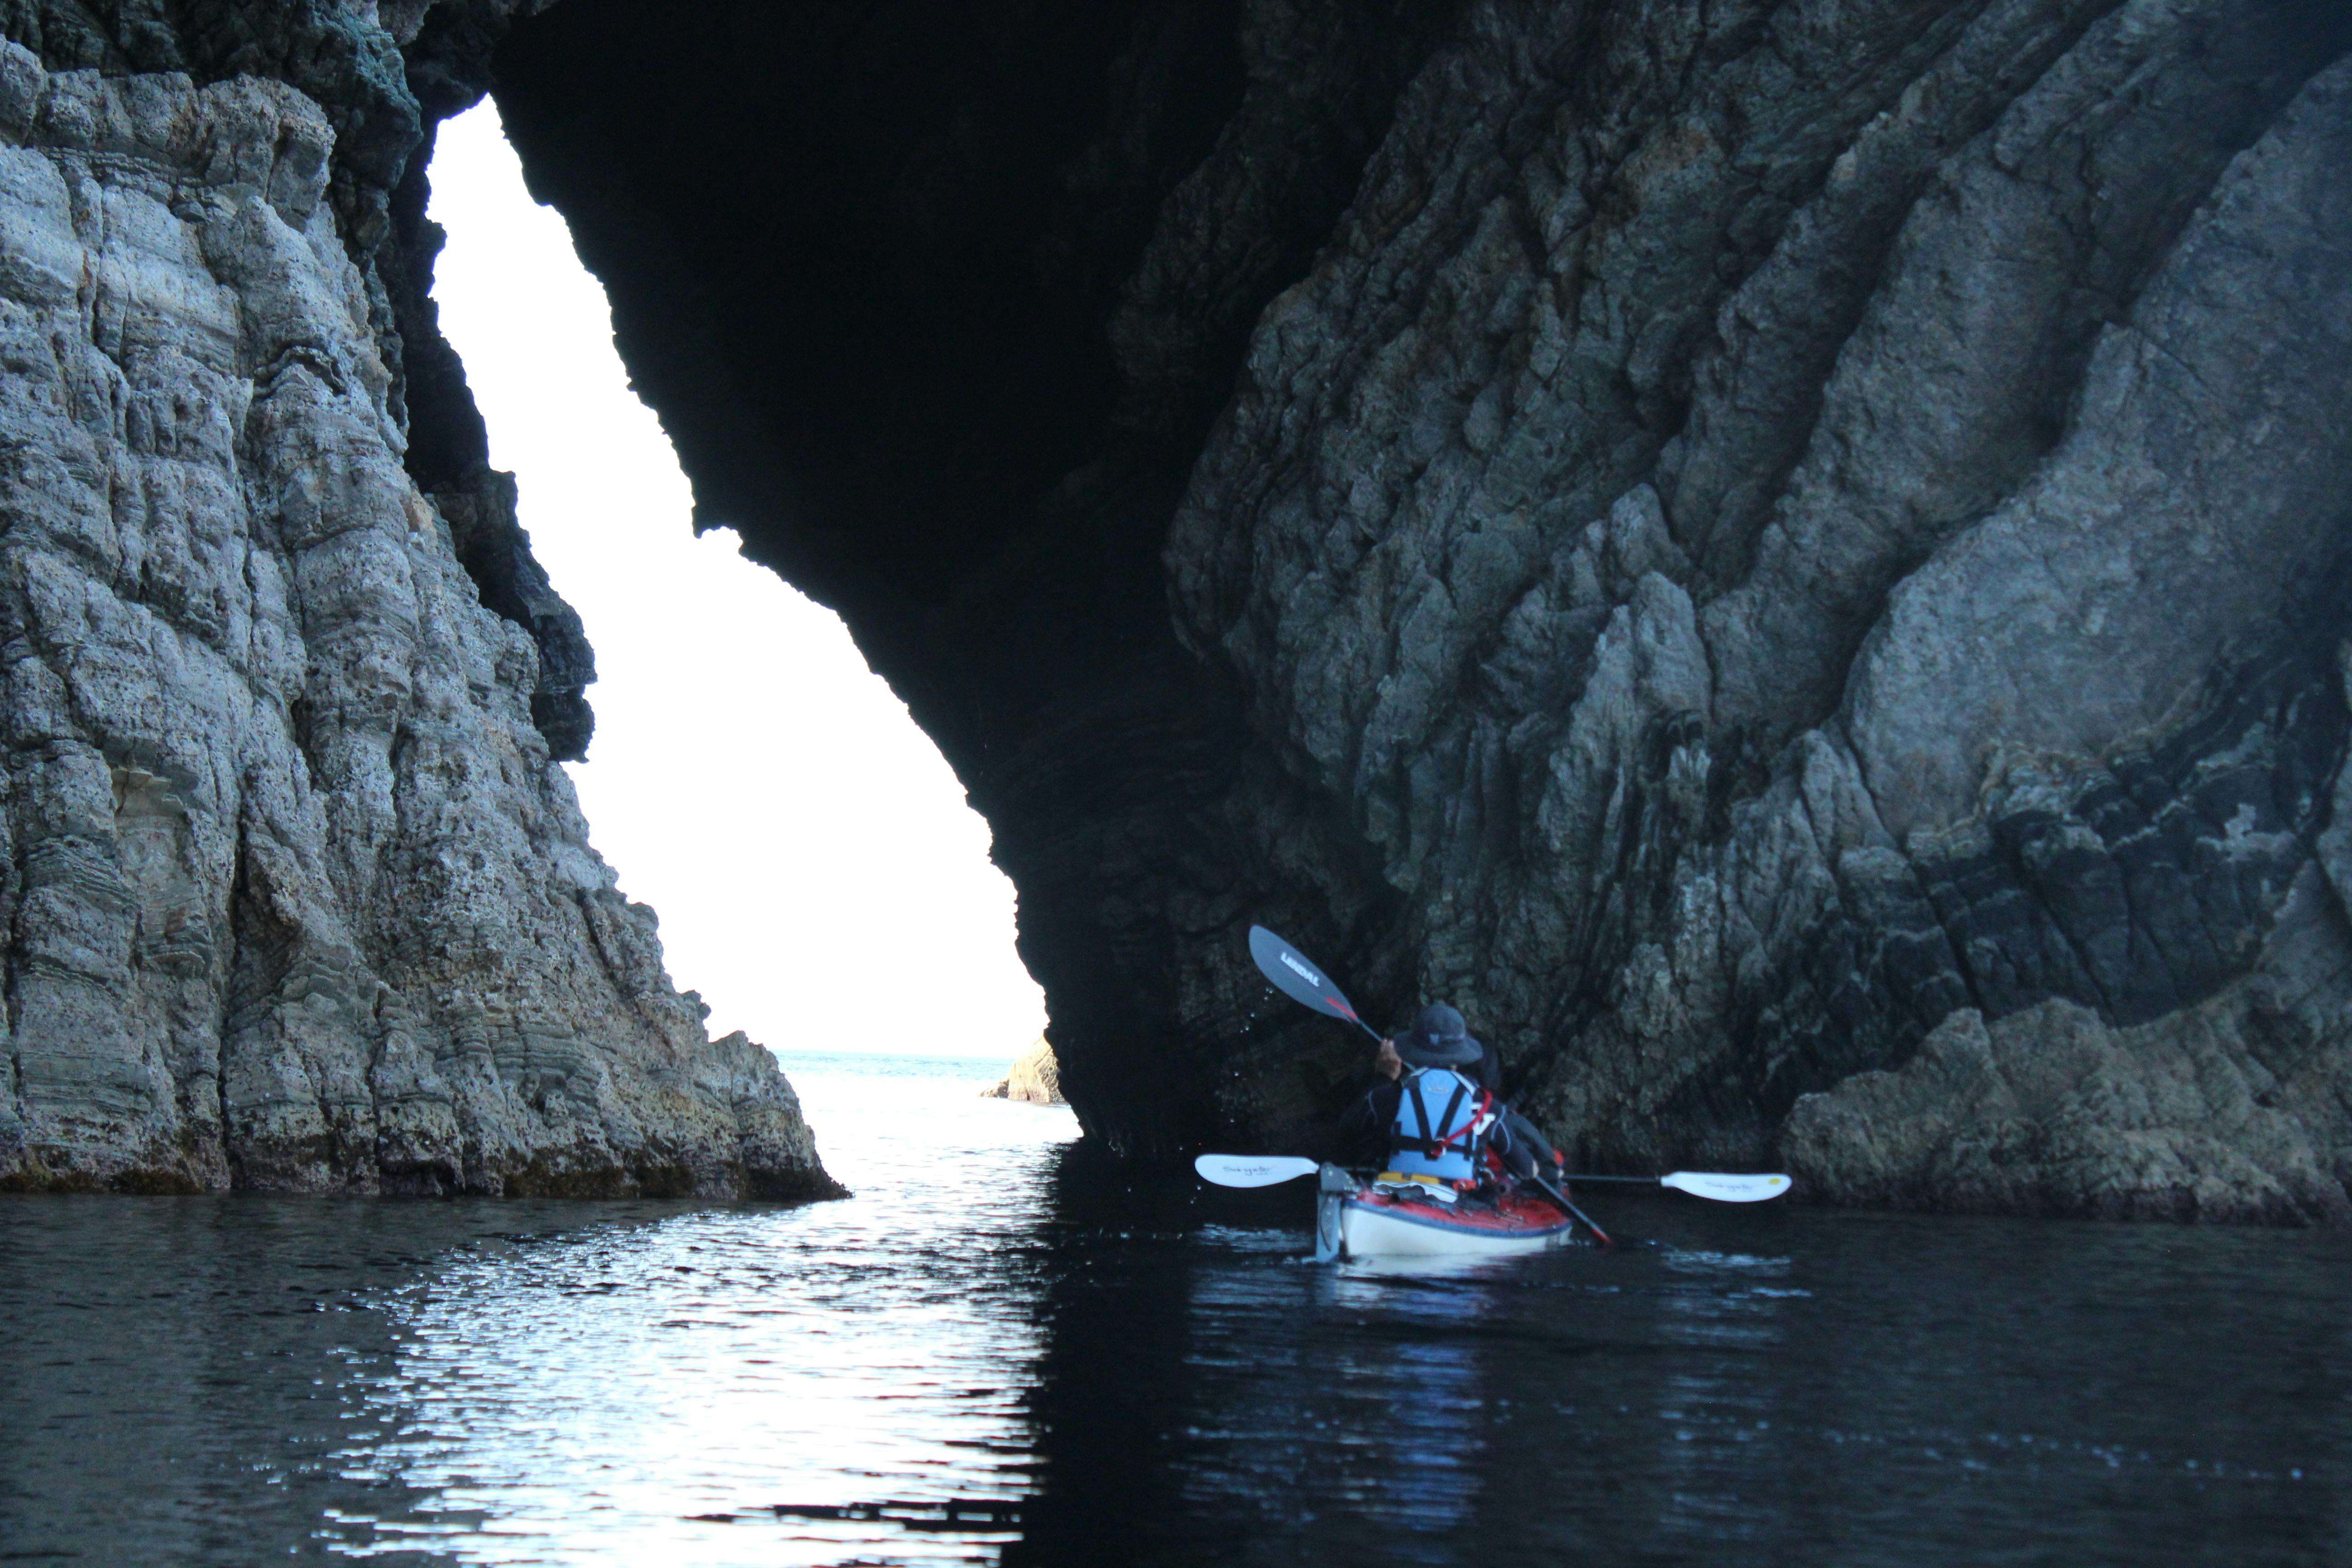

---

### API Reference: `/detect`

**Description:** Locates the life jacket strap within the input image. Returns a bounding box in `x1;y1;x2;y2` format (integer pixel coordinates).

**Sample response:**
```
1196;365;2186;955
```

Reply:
1429;1086;1495;1153
1432;1077;1469;1157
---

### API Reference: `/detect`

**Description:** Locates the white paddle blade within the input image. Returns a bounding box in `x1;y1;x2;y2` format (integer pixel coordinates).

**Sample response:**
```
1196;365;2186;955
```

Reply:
1661;1171;1792;1203
1195;1154;1320;1188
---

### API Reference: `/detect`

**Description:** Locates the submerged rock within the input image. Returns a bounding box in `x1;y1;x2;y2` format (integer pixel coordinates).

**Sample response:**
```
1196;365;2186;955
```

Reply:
0;29;834;1199
983;1039;1066;1106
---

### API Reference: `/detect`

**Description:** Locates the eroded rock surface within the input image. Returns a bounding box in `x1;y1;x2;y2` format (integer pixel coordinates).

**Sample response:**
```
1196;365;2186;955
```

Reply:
0;29;833;1197
7;0;2347;1219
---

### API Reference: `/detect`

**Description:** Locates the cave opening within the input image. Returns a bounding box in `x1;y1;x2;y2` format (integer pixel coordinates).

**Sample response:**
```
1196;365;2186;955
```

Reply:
424;101;1046;1062
461;0;1463;1156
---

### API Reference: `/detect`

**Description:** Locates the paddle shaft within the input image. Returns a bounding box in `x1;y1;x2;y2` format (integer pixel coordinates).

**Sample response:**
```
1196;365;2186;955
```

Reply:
1523;1169;1612;1248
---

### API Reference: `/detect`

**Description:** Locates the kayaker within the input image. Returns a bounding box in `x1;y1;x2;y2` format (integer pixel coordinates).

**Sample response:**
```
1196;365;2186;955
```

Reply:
1338;1004;1568;1186
1337;1003;1506;1181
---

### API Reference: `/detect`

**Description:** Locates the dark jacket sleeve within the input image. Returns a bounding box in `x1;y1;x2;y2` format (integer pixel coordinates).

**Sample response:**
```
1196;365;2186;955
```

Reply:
1337;1079;1402;1165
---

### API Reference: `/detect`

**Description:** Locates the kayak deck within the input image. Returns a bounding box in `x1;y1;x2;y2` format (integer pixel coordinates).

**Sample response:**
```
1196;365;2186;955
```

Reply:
1334;1182;1582;1259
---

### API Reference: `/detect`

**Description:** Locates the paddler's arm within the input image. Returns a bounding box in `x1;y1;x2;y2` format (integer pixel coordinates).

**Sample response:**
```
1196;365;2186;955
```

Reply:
1468;1038;1567;1178
1497;1106;1565;1181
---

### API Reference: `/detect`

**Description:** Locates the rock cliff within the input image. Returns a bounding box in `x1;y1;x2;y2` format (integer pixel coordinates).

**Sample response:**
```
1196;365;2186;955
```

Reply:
6;0;2346;1220
0;7;835;1197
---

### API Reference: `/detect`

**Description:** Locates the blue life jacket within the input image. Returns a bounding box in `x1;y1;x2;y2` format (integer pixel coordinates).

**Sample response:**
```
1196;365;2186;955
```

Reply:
1387;1068;1492;1181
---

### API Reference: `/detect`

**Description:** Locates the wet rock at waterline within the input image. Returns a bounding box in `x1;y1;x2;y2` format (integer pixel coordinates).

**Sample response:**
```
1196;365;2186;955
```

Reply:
982;1039;1066;1106
5;1;2350;1221
0;37;834;1199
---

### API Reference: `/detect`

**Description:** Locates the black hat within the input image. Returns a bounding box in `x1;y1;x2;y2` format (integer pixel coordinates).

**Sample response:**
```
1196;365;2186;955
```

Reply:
1395;1003;1481;1068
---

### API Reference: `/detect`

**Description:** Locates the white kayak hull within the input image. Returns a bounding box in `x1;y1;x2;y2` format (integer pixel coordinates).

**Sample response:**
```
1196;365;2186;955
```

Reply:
1335;1194;1581;1259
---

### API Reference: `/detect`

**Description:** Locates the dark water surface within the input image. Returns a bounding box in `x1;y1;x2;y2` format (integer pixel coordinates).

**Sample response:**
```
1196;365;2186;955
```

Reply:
3;1054;2345;1566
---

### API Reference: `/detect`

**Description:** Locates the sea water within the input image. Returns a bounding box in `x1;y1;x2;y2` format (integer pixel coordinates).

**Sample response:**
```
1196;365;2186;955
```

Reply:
1;1052;2345;1566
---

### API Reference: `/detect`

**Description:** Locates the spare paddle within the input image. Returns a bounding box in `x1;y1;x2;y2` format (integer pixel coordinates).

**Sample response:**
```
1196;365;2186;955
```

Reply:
1200;1155;1789;1204
1195;1154;1320;1188
1556;1171;1793;1203
1249;926;1382;1042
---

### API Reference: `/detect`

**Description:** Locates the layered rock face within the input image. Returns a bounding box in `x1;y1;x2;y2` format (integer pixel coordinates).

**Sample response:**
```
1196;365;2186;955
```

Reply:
490;0;2352;1222
0;13;833;1197
1163;1;2352;1222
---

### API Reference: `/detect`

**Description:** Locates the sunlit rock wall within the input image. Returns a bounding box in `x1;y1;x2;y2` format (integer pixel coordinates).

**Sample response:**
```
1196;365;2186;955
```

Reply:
0;21;833;1197
488;0;2352;1222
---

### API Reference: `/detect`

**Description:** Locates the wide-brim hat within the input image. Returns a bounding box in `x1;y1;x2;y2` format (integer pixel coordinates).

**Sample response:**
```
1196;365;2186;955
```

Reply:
1396;1003;1482;1068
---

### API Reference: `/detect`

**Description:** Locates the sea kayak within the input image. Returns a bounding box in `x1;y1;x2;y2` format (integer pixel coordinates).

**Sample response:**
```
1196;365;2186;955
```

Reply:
1317;1172;1584;1260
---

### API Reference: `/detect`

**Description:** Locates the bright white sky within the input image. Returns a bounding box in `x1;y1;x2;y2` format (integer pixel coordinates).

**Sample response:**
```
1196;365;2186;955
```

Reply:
426;103;1046;1060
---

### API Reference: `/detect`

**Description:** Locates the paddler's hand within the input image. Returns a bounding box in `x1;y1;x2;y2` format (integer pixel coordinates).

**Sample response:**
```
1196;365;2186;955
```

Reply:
1375;1038;1403;1081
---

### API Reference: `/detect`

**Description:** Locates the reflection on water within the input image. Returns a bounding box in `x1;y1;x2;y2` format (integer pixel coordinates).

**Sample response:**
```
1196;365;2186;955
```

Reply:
355;1056;1066;1563
2;1052;2347;1566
